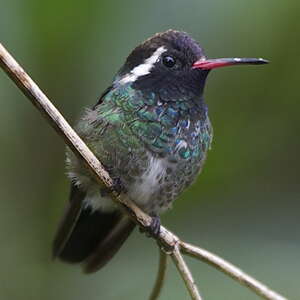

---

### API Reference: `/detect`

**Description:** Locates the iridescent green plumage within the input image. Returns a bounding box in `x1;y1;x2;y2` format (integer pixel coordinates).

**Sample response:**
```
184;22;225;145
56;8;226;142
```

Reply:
54;30;216;272
68;82;212;213
54;29;267;273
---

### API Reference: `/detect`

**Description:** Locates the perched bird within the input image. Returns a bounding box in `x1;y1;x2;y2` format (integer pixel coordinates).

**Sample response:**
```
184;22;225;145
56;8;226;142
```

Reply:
53;30;268;273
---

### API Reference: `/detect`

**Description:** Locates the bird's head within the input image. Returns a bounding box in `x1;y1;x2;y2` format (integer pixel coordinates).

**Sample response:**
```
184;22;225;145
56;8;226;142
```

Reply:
115;30;268;101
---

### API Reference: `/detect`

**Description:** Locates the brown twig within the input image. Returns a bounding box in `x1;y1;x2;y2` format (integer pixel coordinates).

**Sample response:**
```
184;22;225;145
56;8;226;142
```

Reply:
0;42;288;300
149;249;168;300
171;244;202;300
180;242;287;300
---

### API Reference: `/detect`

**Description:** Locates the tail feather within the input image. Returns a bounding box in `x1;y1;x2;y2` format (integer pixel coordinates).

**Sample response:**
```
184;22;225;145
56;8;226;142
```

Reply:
83;216;135;273
52;184;136;270
52;185;85;260
56;208;121;263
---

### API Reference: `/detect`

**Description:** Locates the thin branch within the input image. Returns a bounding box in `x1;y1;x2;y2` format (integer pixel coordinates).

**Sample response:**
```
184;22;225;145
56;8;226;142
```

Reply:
0;42;177;249
180;242;287;300
171;245;202;300
0;42;288;300
149;249;168;300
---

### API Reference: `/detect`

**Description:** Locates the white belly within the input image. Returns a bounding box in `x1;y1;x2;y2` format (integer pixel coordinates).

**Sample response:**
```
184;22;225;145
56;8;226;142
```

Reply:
67;154;168;213
127;156;166;207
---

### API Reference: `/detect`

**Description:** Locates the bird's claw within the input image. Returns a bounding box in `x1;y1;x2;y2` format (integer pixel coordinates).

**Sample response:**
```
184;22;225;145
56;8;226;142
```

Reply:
100;177;126;197
140;215;161;238
112;177;126;195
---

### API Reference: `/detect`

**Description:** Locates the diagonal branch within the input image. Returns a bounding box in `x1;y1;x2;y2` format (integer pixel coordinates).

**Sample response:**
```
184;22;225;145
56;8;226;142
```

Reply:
0;42;177;250
180;242;287;300
171;245;202;300
0;42;288;300
149;249;168;300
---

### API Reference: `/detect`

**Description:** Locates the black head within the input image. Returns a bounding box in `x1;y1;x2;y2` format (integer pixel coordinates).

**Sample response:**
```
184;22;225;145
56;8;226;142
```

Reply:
115;30;268;101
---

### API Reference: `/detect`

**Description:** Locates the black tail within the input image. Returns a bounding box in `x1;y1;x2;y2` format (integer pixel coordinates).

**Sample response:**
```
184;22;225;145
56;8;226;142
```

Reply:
53;185;136;272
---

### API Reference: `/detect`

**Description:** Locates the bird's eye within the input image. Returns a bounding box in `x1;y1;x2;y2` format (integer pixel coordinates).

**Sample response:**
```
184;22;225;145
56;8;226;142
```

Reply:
162;55;176;68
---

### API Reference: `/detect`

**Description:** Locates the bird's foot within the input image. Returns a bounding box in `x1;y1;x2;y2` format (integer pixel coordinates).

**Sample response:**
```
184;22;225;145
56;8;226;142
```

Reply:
140;215;161;238
112;177;126;195
100;177;126;197
149;215;161;237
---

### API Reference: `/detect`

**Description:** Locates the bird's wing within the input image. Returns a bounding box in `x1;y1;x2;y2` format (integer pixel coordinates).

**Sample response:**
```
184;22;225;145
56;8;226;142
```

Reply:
52;184;85;259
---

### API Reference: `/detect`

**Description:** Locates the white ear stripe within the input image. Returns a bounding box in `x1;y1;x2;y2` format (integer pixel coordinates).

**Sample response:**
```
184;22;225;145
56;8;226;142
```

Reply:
119;46;167;84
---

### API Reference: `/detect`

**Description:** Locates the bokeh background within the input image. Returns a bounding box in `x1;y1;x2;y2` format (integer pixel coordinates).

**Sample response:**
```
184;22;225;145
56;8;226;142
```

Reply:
0;0;299;299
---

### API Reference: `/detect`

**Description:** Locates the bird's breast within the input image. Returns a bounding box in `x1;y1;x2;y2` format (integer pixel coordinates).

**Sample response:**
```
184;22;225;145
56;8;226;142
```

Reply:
127;154;168;210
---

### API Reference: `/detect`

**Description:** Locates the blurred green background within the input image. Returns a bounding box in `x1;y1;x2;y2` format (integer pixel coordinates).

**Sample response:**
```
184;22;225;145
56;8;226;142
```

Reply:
0;0;299;299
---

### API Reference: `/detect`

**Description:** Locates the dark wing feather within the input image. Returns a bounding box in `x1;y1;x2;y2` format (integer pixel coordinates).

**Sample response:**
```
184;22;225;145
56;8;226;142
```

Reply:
52;184;85;259
53;184;136;269
93;85;113;109
83;216;135;273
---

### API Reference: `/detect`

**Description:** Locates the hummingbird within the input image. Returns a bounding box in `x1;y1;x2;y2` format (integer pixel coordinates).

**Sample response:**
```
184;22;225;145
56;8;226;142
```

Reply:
53;30;268;273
